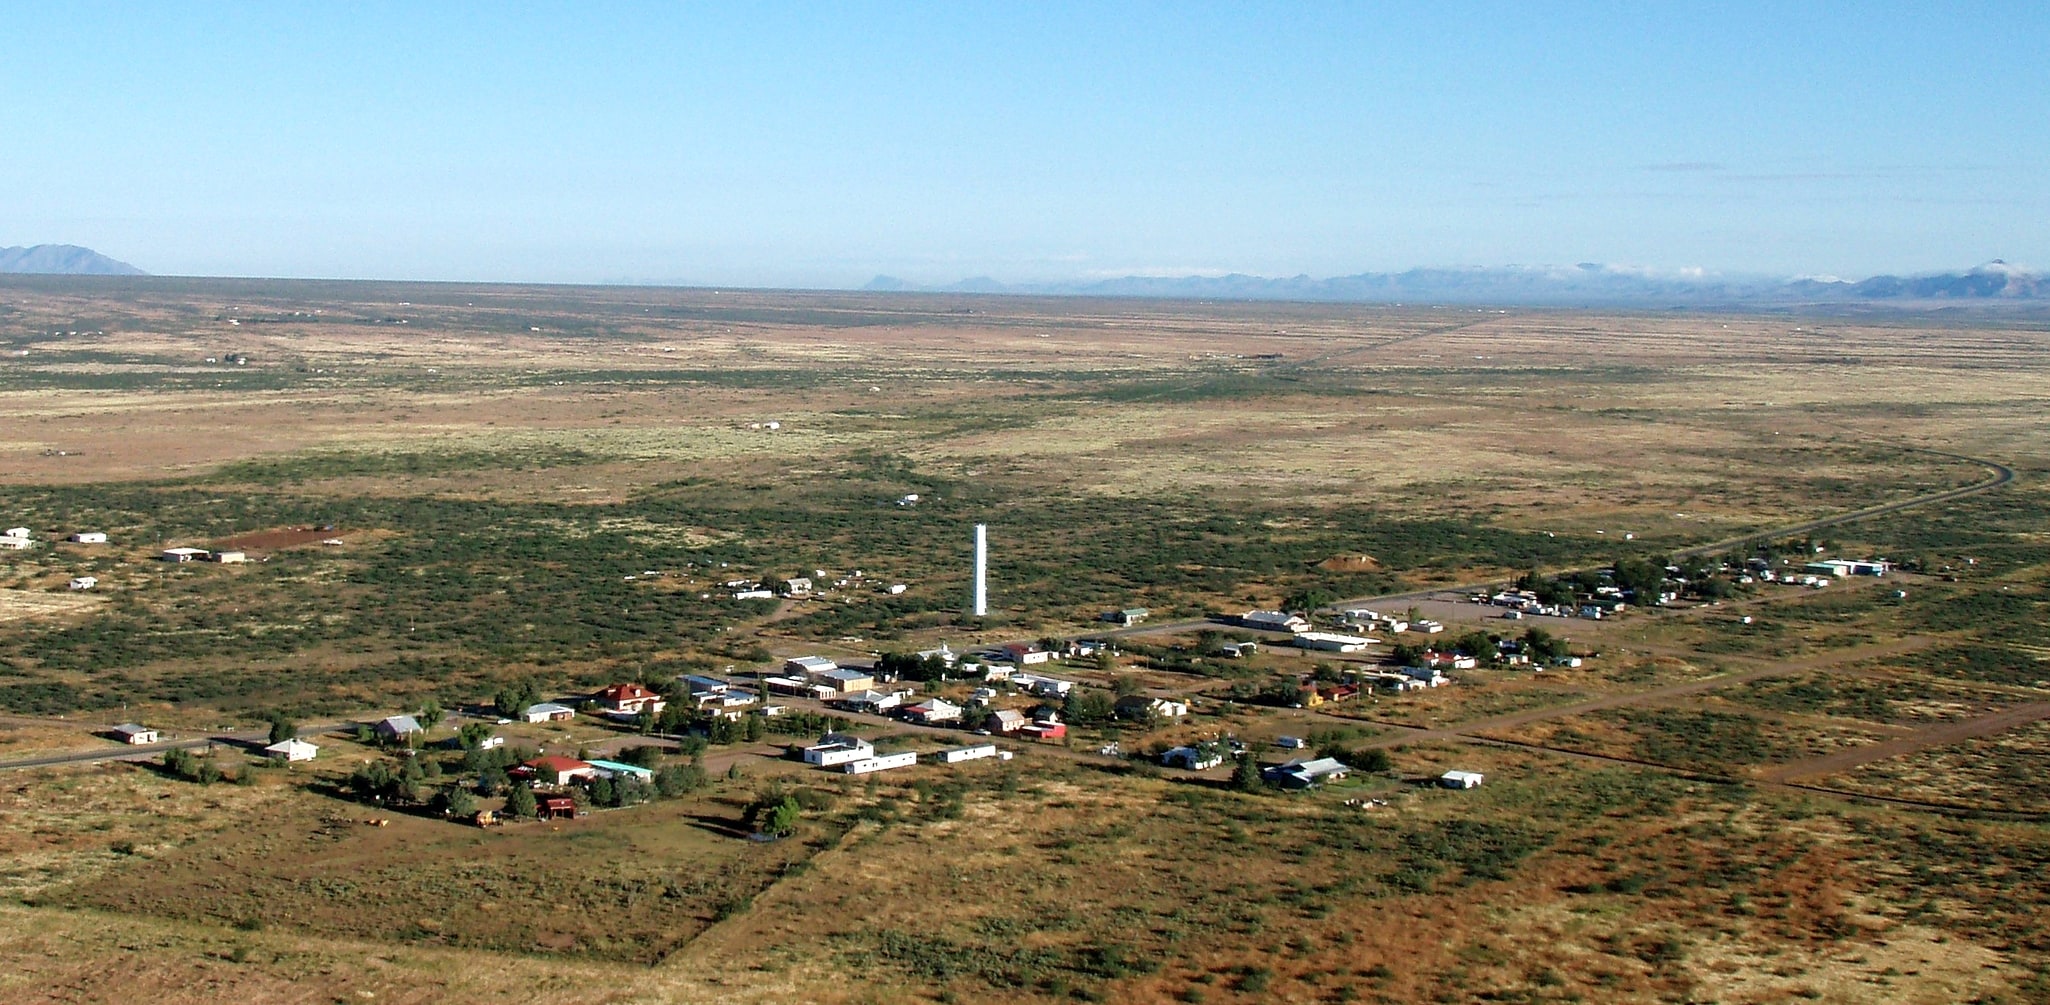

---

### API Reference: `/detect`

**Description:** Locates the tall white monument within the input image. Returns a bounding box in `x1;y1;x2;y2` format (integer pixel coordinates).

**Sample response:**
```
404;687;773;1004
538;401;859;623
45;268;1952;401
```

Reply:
973;523;988;617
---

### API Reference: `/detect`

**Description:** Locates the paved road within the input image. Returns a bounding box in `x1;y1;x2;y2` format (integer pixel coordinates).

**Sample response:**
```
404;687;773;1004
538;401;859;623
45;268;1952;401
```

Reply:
0;718;356;773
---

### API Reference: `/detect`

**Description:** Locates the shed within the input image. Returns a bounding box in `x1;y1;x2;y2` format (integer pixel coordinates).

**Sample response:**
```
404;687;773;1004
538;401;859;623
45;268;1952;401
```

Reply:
523;702;576;723
372;715;423;740
537;795;580;820
69;532;108;544
159;547;210;562
112;723;158;745
1439;770;1485;789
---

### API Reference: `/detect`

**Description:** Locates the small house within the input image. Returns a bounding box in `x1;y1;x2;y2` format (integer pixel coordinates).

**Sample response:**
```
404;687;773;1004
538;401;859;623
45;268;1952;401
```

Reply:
523;702;576;723
1276;736;1308;749
1001;643;1051;666
264;738;319;762
1162;745;1224;770
1115;695;1189;720
2;527;30;540
595;682;666;716
537;795;580;820
831;689;901;714
69;576;98;591
1102;607;1150;625
210;550;248;564
1263;757;1350;789
784;655;839;677
522;756;598;786
372;715;423;741
1240;610;1312;634
68;532;107;544
902;697;963;725
985;709;1028;733
1439;770;1485;789
159;547;210;562
112;723;158;745
782;577;813;596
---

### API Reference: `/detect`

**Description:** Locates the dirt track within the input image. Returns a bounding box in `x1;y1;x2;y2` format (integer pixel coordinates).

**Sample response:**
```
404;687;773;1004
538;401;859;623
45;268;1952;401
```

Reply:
1342;636;1936;748
1757;699;2050;783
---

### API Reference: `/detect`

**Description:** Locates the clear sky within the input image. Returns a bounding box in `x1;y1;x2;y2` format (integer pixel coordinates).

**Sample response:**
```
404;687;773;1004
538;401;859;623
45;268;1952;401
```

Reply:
3;3;2045;287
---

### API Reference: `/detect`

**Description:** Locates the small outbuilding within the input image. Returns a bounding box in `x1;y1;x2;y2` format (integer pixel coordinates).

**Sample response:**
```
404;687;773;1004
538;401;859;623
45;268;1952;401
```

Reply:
112;723;158;745
523;702;576;723
372;715;423;741
1439;770;1485;789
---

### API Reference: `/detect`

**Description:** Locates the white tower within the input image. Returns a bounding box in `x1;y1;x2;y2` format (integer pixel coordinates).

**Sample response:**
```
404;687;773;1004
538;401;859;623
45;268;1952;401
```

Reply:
973;523;988;617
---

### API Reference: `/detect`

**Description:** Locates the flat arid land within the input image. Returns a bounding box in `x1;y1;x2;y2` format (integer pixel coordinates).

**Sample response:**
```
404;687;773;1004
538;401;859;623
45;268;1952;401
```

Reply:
1;275;2048;1004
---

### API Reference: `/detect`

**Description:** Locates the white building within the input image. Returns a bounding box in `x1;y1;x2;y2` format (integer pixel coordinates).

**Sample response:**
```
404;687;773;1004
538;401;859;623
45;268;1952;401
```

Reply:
159;547;210;562
1292;631;1375;653
264;738;319;762
69;576;97;590
112;723;157;745
844;751;918;775
784;655;839;677
1439;770;1485;789
68;532;107;544
803;733;875;767
1162;745;1224;770
939;743;999;764
1240;610;1312;633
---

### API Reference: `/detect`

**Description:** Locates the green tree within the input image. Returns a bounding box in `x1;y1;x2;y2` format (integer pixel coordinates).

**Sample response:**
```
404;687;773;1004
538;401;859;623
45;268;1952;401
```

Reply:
1063;688;1117;724
1232;754;1264;792
1112;674;1143;698
763;795;801;836
458;722;494;749
418;700;443;731
266;713;296;746
439;787;477;818
503;784;538;819
655;763;706;797
1282;588;1335;613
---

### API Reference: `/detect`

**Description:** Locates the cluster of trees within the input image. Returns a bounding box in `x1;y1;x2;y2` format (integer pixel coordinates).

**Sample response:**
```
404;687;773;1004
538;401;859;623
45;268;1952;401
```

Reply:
876;651;957;682
161;747;229;784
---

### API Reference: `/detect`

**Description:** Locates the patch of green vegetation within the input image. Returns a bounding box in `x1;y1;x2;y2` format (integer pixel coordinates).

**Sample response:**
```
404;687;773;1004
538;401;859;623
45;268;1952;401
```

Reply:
208;446;607;484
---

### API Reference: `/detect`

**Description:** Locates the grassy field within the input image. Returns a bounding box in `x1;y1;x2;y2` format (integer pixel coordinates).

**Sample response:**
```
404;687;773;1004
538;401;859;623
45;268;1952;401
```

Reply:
3;277;2050;1002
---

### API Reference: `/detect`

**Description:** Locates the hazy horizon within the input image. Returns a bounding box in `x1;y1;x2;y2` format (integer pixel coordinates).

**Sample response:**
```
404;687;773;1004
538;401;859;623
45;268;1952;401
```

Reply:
5;4;2045;287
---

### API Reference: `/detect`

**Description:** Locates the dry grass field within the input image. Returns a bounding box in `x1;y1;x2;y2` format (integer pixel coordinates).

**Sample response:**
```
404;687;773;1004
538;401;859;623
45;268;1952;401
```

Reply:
2;276;2049;1002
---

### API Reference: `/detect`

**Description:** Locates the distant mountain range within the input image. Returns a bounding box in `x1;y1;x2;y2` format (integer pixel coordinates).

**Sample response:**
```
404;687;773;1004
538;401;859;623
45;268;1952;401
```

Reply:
0;244;145;276
865;261;2046;306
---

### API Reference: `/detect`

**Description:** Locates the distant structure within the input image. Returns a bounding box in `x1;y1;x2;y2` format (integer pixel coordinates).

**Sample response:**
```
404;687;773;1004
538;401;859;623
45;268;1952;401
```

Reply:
973;524;988;617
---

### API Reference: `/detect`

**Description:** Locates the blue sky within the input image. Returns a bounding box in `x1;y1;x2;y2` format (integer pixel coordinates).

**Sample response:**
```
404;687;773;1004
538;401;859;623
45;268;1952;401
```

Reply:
3;4;2045;286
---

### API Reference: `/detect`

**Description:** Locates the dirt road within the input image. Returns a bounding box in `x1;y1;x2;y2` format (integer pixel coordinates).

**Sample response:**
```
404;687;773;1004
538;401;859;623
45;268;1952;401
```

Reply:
1757;700;2050;783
